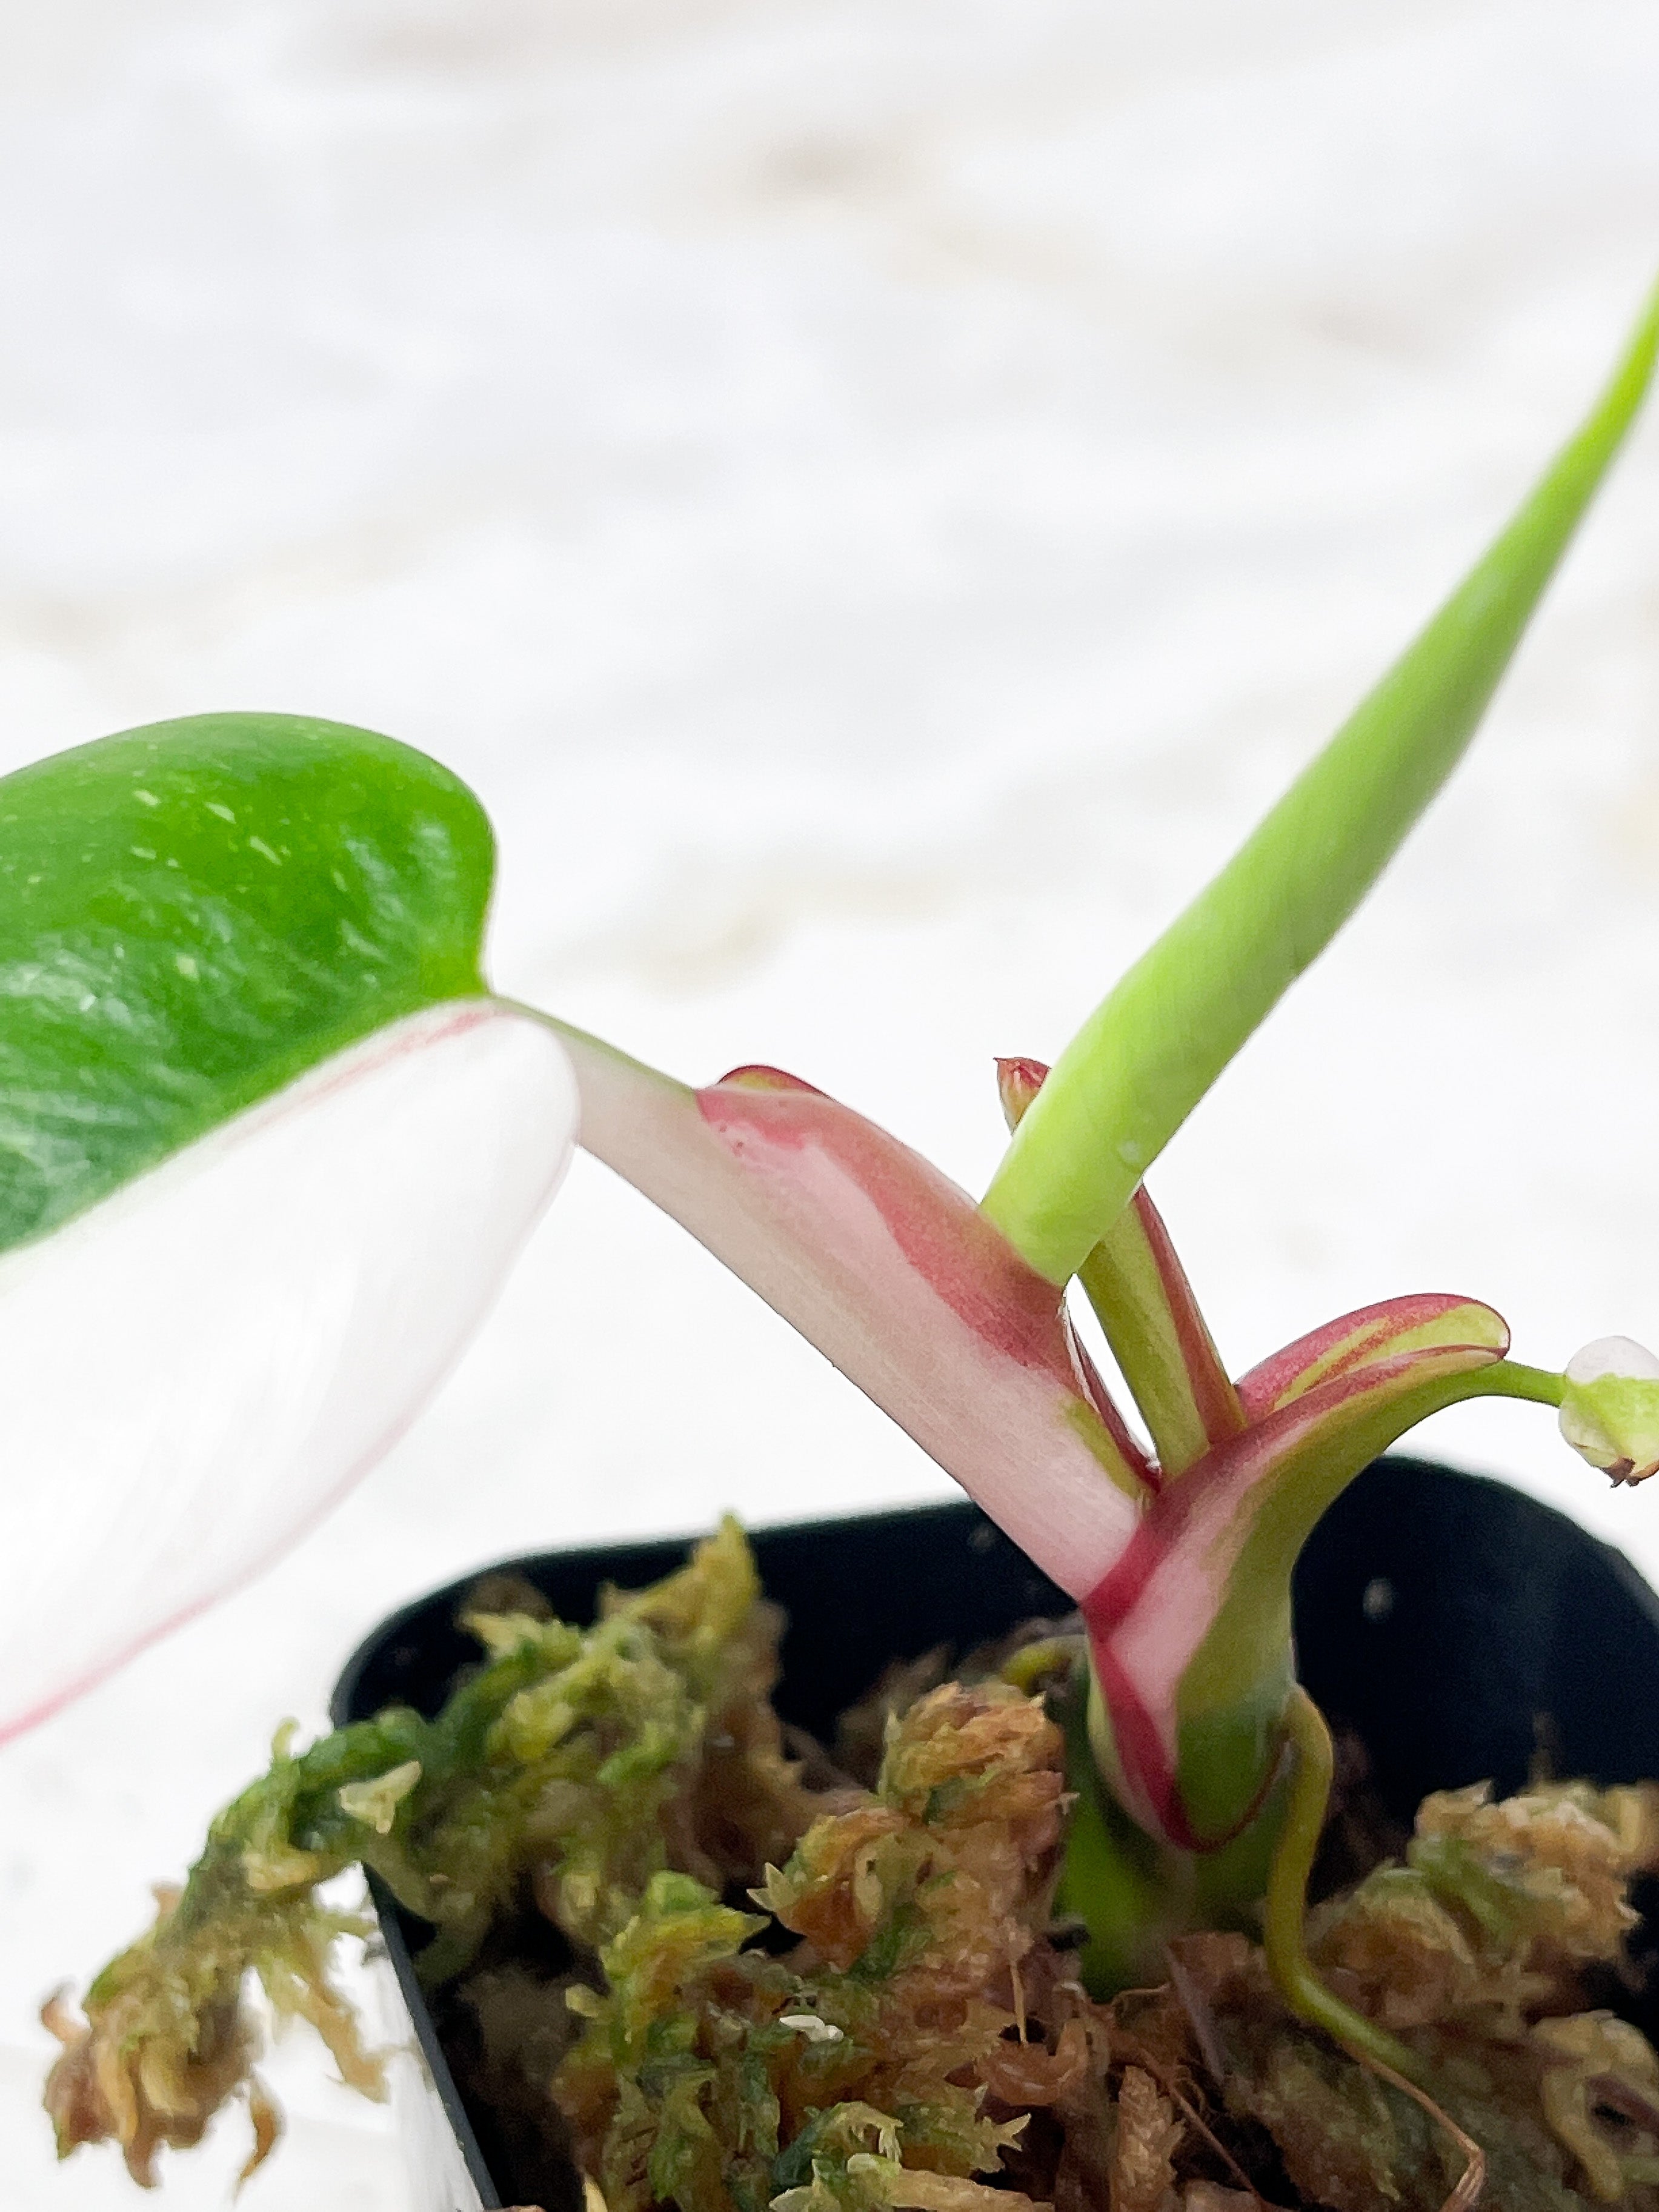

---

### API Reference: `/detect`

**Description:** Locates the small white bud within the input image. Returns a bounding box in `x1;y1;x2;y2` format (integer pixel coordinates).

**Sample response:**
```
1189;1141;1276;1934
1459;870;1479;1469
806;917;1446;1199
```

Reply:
1560;1337;1659;1484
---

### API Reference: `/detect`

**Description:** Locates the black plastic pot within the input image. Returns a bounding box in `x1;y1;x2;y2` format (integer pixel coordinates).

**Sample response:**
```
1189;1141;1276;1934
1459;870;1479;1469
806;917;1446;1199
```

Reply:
331;1456;1659;2212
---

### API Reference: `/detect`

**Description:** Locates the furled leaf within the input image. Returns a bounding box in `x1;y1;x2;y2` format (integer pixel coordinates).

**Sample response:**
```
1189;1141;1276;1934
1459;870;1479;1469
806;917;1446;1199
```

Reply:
983;282;1659;1285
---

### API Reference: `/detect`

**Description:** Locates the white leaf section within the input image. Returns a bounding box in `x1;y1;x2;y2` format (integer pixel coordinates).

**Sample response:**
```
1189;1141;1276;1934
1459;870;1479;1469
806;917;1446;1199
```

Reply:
1560;1336;1659;1483
0;1000;577;1741
549;1020;1143;1600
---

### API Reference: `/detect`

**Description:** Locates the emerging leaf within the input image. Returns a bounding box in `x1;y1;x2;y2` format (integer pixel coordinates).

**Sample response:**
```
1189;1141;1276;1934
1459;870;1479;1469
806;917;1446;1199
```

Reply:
983;284;1659;1285
1559;1337;1659;1484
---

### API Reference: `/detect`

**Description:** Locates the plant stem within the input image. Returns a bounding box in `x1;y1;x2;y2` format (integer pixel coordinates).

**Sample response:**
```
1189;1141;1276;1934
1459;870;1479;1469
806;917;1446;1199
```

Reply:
1057;1663;1288;1991
997;1065;1242;1476
1263;1686;1428;2087
1078;1191;1246;1479
1056;1665;1175;1989
1475;1360;1565;1406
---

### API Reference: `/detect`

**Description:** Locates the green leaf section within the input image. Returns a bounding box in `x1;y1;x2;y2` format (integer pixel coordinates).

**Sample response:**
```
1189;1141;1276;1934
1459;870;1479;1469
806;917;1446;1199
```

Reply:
0;711;493;1254
1077;1194;1244;1479
983;279;1659;1286
1173;1357;1517;1845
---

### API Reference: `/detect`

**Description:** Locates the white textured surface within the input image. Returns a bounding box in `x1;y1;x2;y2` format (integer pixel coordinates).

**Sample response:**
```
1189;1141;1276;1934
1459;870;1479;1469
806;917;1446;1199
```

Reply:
2;2;1658;2204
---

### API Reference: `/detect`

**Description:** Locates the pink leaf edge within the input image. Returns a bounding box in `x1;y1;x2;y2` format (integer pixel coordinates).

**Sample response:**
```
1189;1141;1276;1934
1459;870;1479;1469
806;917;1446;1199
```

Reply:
550;1022;1145;1596
1082;1297;1509;1842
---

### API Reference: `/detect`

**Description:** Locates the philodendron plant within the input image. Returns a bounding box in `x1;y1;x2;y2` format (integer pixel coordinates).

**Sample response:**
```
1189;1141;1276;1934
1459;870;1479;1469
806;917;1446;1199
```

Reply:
18;282;1659;2177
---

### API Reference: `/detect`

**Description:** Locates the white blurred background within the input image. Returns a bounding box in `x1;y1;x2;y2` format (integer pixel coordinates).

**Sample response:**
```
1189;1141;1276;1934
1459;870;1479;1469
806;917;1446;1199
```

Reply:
2;1;1658;2202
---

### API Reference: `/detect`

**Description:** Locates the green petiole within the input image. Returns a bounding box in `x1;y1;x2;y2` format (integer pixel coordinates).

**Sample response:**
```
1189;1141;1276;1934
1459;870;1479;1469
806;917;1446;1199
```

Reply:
1262;1687;1426;2086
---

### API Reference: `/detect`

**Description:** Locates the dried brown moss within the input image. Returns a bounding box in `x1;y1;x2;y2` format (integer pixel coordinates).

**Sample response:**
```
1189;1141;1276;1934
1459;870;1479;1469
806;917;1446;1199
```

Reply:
554;1682;1067;2212
534;1667;1659;2212
46;1526;1659;2212
1101;1778;1659;2212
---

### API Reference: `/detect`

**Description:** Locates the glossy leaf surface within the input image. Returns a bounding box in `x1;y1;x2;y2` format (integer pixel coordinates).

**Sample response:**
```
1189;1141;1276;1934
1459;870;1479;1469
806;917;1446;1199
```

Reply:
0;712;493;1251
